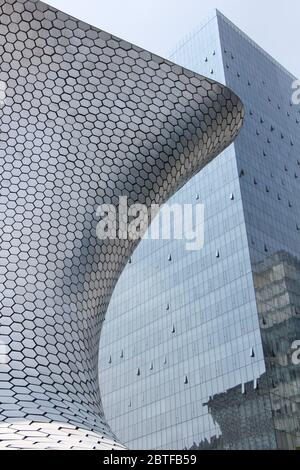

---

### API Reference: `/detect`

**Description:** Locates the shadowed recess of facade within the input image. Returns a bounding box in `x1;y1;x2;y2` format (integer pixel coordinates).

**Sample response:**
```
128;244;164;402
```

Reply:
0;0;244;449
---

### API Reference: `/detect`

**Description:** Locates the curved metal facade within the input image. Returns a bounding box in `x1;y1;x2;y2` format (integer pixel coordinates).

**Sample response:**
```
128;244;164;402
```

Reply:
0;0;243;449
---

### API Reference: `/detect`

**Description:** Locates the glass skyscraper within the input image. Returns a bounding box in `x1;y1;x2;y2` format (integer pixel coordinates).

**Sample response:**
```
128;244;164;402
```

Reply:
99;10;300;450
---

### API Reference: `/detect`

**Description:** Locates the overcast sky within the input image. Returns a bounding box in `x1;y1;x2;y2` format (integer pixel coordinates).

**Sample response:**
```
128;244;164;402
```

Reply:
48;0;299;79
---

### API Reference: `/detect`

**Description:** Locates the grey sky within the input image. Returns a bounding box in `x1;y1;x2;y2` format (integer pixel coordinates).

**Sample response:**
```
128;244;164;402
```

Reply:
48;0;299;79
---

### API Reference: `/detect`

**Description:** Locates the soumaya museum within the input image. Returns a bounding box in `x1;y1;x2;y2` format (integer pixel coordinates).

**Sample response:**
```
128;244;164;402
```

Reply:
0;0;300;455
